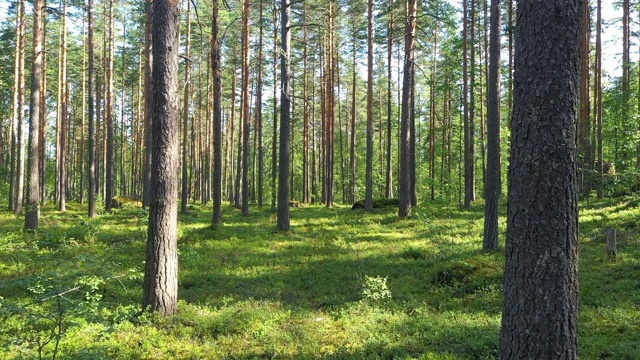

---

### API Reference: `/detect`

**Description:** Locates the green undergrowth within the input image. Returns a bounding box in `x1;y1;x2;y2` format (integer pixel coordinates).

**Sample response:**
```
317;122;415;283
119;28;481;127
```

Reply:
0;198;638;359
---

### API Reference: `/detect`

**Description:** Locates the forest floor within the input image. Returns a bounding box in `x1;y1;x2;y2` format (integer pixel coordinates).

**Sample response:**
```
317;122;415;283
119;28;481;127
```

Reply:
1;197;639;359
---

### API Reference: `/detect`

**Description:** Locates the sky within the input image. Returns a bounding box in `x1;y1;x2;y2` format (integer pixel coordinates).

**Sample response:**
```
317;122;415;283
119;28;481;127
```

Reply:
0;1;627;76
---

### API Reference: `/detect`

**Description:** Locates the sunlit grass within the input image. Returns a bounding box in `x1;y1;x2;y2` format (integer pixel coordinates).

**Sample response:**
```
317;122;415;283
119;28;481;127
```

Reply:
0;198;639;358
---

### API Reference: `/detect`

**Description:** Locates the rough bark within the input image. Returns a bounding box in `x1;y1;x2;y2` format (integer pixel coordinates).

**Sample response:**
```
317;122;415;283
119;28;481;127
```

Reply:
399;0;416;218
212;0;222;225
88;0;97;218
241;0;251;215
349;19;357;204
463;0;471;208
181;0;191;213
257;0;264;208
25;0;45;230
105;0;115;212
500;1;580;357
271;5;278;209
482;0;500;251
143;0;180;315
142;0;153;208
385;0;394;199
59;0;68;212
365;0;374;211
277;0;291;231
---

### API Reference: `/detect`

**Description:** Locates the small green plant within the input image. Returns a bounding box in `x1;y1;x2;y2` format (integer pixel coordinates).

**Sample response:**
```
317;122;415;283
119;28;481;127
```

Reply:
362;275;392;301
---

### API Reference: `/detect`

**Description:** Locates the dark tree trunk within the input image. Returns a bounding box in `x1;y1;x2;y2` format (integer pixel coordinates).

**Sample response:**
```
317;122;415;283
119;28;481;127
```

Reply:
385;0;394;199
143;0;180;315
80;17;86;204
579;0;591;196
500;1;580;357
463;0;472;208
429;28;437;201
26;0;45;229
38;12;47;206
181;0;191;213
88;0;97;218
271;5;278;209
257;0;264;208
105;0;115;213
241;0;251;215
595;0;603;199
349;20;357;204
399;0;416;218
302;5;310;204
482;0;500;251
59;0;68;212
365;0;374;211
467;0;477;207
212;0;222;224
142;0;153;208
277;0;291;231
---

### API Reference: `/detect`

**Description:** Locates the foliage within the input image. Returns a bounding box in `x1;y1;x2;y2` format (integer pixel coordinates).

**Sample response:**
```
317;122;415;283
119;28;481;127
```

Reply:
0;200;638;358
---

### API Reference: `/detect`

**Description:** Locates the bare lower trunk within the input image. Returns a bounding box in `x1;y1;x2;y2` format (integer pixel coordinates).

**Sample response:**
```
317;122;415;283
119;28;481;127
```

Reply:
25;0;45;230
500;1;580;357
143;0;180;315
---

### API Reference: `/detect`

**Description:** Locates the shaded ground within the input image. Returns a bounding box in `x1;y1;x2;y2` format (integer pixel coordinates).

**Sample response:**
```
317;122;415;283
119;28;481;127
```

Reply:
0;198;638;359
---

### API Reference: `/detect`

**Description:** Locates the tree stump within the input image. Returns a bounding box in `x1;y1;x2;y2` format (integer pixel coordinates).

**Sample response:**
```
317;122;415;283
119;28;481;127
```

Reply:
606;228;617;256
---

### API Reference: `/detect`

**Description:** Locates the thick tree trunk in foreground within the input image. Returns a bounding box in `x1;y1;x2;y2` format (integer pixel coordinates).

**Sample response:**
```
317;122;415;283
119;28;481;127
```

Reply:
482;0;500;251
25;0;45;230
500;0;580;357
143;0;180;315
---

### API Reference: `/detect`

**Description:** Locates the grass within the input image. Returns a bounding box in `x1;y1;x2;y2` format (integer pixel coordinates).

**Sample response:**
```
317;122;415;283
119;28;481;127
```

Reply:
0;198;639;359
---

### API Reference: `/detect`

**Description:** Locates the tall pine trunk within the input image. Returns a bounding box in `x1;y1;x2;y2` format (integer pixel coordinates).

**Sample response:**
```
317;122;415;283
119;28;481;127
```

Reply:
181;0;191;213
143;0;180;315
241;0;251;215
277;0;291;230
482;0;500;251
25;0;45;230
105;0;115;212
365;0;374;211
212;0;223;225
399;0;416;218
